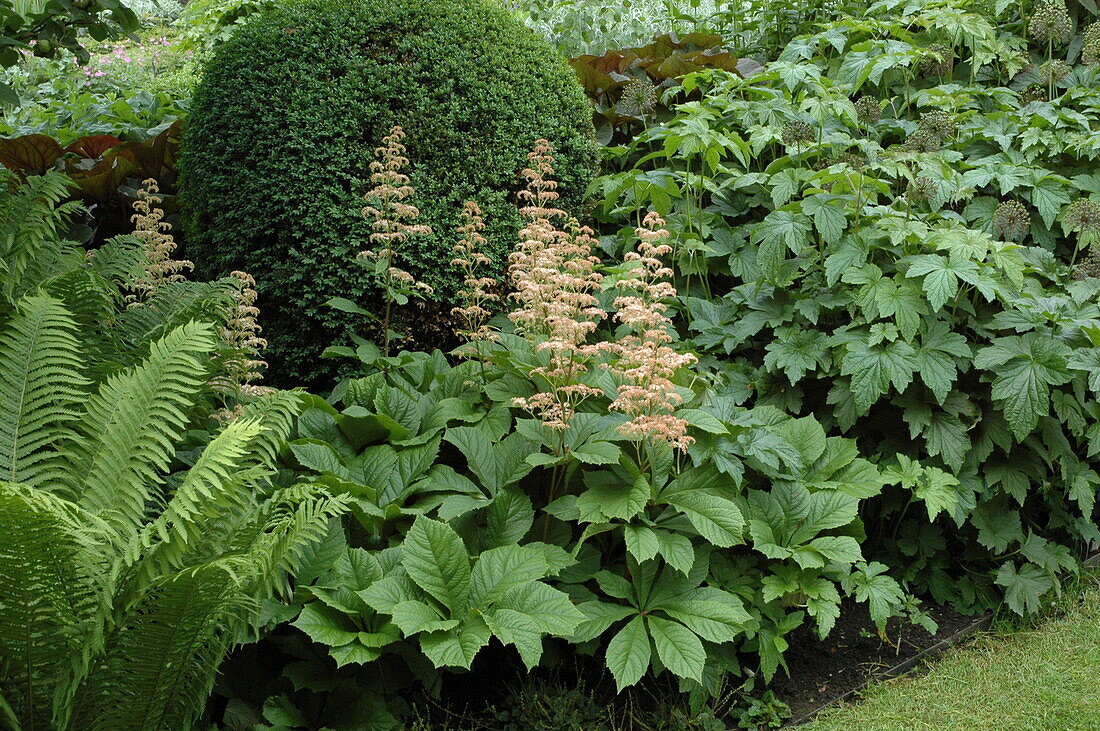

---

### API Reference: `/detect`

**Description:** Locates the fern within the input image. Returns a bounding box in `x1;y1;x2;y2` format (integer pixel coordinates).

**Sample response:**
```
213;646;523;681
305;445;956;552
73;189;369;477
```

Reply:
72;559;253;730
0;483;106;730
123;419;268;586
0;296;88;487
0;170;83;311
65;321;216;531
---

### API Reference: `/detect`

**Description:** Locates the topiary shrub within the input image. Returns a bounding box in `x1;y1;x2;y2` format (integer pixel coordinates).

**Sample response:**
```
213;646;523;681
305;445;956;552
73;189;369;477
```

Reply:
180;0;598;387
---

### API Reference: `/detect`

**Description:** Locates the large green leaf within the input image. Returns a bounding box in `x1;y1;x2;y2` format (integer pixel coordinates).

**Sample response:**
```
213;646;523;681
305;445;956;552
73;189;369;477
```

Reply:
654;587;751;643
841;339;917;413
419;615;491;669
646;615;705;682
401;517;471;615
468;544;549;608
605;615;650;691
974;335;1073;440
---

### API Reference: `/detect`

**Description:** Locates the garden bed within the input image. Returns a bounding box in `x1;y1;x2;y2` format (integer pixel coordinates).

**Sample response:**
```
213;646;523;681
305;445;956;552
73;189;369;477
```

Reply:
774;600;987;725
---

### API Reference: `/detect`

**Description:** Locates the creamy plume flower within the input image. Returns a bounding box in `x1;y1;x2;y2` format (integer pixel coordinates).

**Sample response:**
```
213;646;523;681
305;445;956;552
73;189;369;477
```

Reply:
603;212;697;452
508;141;605;430
127;178;192;306
358;126;434;354
451;200;500;343
210;270;275;416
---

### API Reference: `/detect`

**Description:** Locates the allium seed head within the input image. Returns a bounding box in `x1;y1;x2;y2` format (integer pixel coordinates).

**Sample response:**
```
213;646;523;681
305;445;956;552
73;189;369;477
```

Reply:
1020;84;1048;104
781;120;815;147
855;96;882;125
1028;1;1072;45
993;200;1031;242
620;76;658;116
906;177;939;203
1063;199;1100;237
1083;22;1100;65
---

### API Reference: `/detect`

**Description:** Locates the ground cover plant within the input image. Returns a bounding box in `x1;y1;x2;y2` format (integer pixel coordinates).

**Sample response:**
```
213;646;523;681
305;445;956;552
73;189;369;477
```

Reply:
4;0;1100;728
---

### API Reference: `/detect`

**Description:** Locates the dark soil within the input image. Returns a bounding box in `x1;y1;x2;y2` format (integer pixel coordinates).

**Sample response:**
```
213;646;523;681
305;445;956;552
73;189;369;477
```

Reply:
770;599;983;724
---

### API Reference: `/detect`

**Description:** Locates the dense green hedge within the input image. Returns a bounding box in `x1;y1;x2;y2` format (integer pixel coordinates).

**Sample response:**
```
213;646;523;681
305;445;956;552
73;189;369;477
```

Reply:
180;0;598;386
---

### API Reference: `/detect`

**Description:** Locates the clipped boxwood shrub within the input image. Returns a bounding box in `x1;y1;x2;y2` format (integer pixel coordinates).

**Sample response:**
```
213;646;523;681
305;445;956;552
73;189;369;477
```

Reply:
180;0;598;387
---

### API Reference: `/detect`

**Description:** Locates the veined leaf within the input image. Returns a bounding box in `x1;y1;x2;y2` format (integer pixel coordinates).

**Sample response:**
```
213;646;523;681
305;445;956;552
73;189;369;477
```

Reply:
995;562;1055;615
646;615;705;682
468;544;549;609
401;517;471;615
841;339;917;413
654;587;751;643
974;335;1073;440
605;615;651;691
419;615;491;669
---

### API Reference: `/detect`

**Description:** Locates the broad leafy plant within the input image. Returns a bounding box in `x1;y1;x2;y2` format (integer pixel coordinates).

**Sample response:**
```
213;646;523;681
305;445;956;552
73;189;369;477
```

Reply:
590;0;1100;615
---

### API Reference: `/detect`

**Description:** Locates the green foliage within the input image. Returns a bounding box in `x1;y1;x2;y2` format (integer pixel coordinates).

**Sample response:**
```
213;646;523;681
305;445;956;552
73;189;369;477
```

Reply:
569;32;765;147
590;0;1100;619
181;0;598;386
0;0;139;105
0;171;349;729
231;319;913;720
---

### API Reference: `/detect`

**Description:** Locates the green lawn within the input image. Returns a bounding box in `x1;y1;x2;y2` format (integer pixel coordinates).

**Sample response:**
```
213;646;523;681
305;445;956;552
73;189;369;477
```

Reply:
805;573;1100;731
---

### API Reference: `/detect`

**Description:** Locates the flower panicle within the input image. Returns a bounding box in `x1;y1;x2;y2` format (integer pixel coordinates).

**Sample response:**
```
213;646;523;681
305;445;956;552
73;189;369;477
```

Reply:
210;270;275;418
451;200;500;343
126;178;193;306
603;212;697;452
360;126;433;255
508;141;606;431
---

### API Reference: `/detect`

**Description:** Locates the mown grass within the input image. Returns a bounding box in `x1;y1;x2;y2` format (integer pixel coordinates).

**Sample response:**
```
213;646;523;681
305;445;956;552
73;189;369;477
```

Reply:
805;570;1100;731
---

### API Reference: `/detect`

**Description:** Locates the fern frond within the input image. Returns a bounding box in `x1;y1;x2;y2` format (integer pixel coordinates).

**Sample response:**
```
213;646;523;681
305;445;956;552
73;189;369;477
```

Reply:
72;558;254;731
109;279;236;356
0;296;89;487
233;390;304;471
124;418;267;579
0;689;21;731
0;170;83;309
66;321;216;533
0;483;106;731
245;485;352;603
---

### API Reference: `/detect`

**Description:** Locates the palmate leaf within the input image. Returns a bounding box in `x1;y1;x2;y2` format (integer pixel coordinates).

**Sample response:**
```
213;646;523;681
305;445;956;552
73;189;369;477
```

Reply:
751;209;812;279
841;339;917;413
66;321;217;532
915;321;971;403
995;562;1056;616
0;483;105;731
0;296;88;487
764;329;830;384
974;334;1073;440
845;562;904;628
